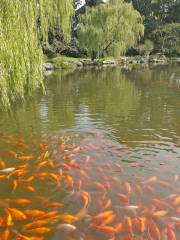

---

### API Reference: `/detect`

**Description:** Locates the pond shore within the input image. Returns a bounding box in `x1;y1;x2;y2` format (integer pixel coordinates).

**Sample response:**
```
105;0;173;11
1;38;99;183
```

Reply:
43;56;180;71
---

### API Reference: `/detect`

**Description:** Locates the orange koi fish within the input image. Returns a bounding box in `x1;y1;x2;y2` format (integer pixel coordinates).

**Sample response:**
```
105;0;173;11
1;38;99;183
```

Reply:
97;197;103;211
152;198;170;209
0;159;6;169
1;228;10;240
85;155;91;164
47;160;55;169
152;210;168;217
18;155;33;161
137;217;146;233
19;176;34;183
60;143;65;150
62;163;71;171
34;172;48;180
117;194;129;205
115;222;123;233
147;219;161;240
146;185;155;195
0;175;7;180
11;140;29;148
166;226;176;240
75;207;87;220
147;232;154;240
105;162;112;170
7;208;27;221
37;210;59;220
67;159;80;169
12;180;18;192
115;163;124;172
95;167;107;180
79;170;90;180
93;211;114;221
0;216;5;227
124;181;132;195
5;211;13;226
100;213;116;226
123;217;133;238
9;199;31;205
13;169;28;177
91;225;116;234
93;181;106;193
54;214;78;223
23;186;36;192
173;196;180;205
15;234;44;240
144;176;157;185
46;202;64;208
23;219;51;230
25;227;51;235
134;184;143;196
38;151;49;161
65;175;74;188
77;191;91;208
35;161;49;170
110;176;121;185
16;164;29;170
3;149;18;157
103;199;112;210
48;173;60;182
175;221;180;230
24;210;45;218
72;146;81;153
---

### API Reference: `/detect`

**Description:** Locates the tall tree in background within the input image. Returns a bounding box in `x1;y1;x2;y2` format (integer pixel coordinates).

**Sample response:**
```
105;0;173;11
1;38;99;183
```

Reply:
77;0;144;60
0;0;74;108
125;0;180;55
125;0;180;36
151;23;180;55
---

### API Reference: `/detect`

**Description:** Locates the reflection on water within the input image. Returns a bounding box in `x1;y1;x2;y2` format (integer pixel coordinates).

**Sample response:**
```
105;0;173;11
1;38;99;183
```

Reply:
0;63;180;239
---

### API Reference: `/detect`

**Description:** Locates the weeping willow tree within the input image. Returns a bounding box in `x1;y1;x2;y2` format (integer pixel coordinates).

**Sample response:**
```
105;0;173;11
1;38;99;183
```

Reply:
0;0;74;108
77;0;144;60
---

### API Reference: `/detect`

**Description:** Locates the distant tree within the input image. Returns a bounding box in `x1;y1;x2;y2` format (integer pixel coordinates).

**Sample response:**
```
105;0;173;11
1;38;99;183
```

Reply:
151;23;180;55
136;40;154;57
77;0;144;60
125;0;180;37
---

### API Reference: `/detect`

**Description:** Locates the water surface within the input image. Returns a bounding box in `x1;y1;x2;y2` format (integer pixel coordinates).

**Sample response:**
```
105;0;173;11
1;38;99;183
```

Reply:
0;63;180;239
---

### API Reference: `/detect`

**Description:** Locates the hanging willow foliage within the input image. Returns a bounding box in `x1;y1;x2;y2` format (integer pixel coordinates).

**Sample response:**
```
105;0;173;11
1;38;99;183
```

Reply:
77;0;144;60
0;0;74;108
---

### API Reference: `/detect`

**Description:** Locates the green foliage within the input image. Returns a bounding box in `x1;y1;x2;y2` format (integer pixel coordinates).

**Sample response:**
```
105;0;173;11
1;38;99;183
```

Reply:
151;23;180;55
0;0;74;108
126;0;180;56
127;0;180;35
50;56;79;70
136;40;154;56
77;0;144;60
39;0;74;41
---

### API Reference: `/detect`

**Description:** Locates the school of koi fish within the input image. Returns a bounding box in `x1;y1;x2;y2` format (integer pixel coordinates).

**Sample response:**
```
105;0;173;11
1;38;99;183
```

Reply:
0;130;179;240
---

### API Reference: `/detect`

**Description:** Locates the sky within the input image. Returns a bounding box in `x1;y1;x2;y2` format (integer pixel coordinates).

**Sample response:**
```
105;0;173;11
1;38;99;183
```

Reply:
77;0;108;9
77;0;86;9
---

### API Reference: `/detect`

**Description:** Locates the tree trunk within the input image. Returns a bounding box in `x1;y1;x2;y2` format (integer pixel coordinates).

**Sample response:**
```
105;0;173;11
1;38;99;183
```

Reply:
91;51;97;61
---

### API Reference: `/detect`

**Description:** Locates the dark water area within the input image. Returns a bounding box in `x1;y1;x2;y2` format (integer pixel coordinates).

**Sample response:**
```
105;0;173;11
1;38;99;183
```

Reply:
0;64;180;239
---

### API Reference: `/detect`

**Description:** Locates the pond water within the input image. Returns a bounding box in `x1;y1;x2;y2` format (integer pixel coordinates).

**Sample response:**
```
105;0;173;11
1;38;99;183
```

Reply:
0;64;180;239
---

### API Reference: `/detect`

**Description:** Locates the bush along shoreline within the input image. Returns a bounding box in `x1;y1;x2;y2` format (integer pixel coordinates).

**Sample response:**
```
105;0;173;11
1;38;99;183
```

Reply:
43;55;180;72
